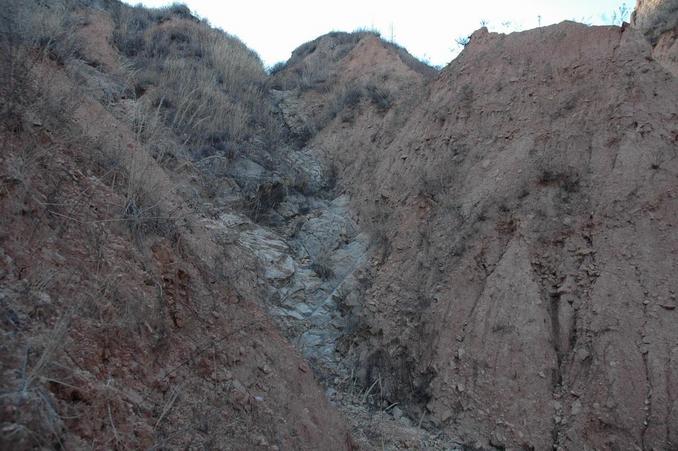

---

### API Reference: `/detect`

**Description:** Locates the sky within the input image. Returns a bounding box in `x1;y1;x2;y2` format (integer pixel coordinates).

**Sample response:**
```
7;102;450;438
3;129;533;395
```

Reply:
124;0;633;68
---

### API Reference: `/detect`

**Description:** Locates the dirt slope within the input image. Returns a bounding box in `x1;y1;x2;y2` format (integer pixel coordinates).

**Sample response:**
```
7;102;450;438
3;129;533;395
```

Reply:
298;15;678;451
0;3;354;449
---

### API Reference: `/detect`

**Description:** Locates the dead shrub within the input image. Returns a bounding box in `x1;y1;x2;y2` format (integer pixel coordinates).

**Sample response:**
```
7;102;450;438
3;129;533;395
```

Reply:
359;200;392;262
111;5;150;57
121;151;178;243
537;169;580;194
268;61;286;75
311;249;334;280
112;10;279;154
111;3;195;57
341;86;364;109
246;180;287;222
365;84;392;112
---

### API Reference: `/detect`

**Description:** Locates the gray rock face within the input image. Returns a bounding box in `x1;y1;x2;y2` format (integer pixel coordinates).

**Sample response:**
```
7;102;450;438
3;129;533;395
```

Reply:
208;193;368;373
632;0;678;43
271;89;314;142
279;195;369;367
293;196;359;260
239;229;296;283
203;85;370;375
225;157;268;185
275;192;309;219
283;148;330;195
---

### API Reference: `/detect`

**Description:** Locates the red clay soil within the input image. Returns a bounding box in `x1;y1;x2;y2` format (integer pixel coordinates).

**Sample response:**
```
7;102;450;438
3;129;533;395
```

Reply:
299;14;678;451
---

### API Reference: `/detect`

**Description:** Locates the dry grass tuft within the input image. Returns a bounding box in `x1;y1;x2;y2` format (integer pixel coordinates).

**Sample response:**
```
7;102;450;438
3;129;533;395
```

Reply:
110;6;281;155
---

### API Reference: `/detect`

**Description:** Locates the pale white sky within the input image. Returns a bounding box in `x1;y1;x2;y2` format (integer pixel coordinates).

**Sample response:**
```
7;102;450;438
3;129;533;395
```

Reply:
125;1;632;67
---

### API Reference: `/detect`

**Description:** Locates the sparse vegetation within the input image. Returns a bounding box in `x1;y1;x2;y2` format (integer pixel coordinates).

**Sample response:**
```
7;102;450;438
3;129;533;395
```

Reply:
365;84;392;112
270;29;435;93
247;180;287;221
360;200;392;262
110;3;280;156
454;35;471;48
342;86;364;109
268;61;286;75
0;0;81;131
121;153;178;244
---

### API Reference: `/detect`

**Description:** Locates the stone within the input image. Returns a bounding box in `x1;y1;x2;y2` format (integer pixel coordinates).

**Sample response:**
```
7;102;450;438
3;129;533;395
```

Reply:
238;229;296;282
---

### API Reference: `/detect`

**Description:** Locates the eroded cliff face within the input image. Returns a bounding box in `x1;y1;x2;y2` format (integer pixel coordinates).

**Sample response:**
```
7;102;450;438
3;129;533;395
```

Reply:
281;12;678;451
632;0;678;74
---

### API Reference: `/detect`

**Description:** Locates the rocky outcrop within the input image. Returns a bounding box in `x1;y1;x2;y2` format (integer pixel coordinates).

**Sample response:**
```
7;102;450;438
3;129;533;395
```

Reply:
632;0;678;42
632;0;678;75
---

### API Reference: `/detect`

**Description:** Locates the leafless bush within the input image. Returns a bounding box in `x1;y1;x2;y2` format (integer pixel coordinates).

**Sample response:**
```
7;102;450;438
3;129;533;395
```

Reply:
122;150;178;243
268;61;286;75
455;36;471;48
111;3;193;56
298;55;333;91
360;201;392;262
315;85;364;130
315;82;391;132
0;0;81;130
130;96;184;168
311;249;334;280
0;0;83;63
89;125;178;243
21;308;72;393
111;4;150;57
2;311;72;448
365;84;392;112
246;180;286;222
341;86;364;109
30;2;83;64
